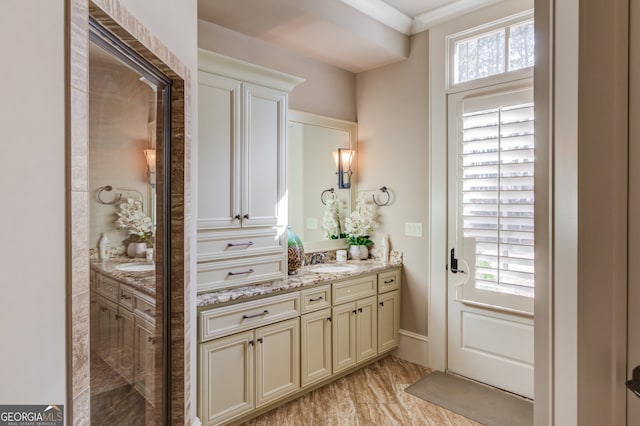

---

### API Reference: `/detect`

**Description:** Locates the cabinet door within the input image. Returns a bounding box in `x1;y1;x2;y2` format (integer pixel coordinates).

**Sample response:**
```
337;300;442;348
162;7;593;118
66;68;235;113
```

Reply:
377;290;400;353
133;314;156;404
356;296;378;363
96;296;118;368
332;302;357;374
301;308;332;387
199;330;255;426
242;83;286;228
198;72;242;230
255;317;300;407
116;307;134;383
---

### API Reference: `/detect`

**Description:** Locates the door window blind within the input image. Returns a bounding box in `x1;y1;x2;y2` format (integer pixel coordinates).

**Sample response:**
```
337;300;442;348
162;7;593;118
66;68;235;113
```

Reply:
460;89;534;296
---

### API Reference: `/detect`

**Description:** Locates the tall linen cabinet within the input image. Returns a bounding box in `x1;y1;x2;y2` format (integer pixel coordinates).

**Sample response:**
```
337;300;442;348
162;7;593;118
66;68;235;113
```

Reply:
197;50;304;293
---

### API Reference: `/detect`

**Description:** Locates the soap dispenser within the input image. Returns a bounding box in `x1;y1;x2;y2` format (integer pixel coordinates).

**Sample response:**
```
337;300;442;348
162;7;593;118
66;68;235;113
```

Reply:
98;233;110;260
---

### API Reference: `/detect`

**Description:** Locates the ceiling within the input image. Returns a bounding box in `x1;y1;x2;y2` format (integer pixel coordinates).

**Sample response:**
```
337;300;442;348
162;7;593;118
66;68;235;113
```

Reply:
198;0;502;72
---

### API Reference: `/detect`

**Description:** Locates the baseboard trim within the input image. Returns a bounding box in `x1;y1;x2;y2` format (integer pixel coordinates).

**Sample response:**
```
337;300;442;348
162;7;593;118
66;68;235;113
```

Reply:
393;329;430;367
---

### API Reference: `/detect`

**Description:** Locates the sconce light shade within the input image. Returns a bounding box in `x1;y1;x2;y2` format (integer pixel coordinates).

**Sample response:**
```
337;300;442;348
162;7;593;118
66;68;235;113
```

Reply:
333;148;354;189
144;149;156;186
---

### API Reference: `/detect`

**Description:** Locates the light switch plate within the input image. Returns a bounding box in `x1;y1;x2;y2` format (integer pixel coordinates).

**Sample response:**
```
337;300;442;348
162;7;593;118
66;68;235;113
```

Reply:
405;222;423;237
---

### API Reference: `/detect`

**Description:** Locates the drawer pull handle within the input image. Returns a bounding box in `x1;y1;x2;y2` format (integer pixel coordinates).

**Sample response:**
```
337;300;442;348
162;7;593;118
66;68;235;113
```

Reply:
327;317;332;322
249;340;255;346
379;301;385;307
243;214;250;220
234;214;242;220
242;310;269;319
121;294;132;300
384;279;395;284
358;308;363;313
352;310;357;315
227;242;254;248
228;269;255;276
257;337;263;344
115;314;122;320
309;296;324;302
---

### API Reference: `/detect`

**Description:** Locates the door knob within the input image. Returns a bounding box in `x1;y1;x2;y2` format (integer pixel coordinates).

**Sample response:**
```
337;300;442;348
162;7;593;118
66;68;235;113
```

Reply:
626;366;640;398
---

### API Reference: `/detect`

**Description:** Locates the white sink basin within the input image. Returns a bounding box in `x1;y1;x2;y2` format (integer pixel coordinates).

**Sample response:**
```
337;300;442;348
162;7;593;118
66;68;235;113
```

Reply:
310;264;358;273
115;263;155;272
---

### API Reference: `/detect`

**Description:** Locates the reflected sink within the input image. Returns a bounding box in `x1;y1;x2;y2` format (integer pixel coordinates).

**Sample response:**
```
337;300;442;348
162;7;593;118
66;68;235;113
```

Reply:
310;264;358;273
115;263;155;272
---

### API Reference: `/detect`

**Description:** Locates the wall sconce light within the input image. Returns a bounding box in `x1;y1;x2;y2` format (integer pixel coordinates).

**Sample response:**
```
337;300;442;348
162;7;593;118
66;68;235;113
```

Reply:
144;149;156;186
333;148;355;189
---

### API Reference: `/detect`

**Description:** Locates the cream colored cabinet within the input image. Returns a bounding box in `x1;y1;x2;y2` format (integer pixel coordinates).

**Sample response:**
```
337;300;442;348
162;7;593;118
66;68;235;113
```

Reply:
301;308;332;387
199;330;255;425
96;295;118;367
255;318;300;407
116;306;134;383
377;290;400;353
332;295;378;374
199;318;300;426
197;50;302;293
133;313;156;404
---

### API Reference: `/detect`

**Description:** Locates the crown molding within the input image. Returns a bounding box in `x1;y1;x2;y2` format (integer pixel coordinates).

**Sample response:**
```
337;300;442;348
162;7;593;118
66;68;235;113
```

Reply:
340;0;413;35
412;0;503;33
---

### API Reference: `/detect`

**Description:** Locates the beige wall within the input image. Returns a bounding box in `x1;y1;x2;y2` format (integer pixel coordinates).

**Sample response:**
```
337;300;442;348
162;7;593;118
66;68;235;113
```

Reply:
0;0;197;418
355;32;430;336
0;1;66;404
198;20;357;122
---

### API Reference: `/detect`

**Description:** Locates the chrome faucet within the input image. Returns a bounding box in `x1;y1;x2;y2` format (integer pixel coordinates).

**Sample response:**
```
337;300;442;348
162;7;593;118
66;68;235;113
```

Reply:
310;252;326;265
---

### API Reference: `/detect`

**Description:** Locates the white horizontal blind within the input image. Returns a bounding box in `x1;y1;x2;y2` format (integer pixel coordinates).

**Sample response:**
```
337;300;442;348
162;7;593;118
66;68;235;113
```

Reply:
460;88;534;296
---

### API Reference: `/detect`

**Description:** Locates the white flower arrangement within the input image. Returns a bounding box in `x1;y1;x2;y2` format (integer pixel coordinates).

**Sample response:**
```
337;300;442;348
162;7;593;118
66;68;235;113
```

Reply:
116;198;154;243
322;191;347;239
344;192;377;246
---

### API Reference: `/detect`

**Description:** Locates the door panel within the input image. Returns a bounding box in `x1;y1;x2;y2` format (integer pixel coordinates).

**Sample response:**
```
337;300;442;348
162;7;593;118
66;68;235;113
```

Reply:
448;82;535;399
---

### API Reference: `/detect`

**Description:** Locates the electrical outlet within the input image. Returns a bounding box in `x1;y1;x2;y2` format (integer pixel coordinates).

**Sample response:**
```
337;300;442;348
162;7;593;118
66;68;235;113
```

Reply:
405;222;423;237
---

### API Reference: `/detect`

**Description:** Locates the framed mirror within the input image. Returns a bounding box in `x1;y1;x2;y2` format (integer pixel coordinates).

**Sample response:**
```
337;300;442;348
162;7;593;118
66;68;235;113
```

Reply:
287;110;357;252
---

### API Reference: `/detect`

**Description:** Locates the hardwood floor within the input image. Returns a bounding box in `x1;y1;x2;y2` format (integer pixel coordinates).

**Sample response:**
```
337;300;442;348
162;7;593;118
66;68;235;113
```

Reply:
243;355;480;426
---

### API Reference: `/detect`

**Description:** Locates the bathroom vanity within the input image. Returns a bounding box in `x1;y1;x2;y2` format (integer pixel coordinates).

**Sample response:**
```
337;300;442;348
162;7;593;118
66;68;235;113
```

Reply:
90;259;159;405
196;261;401;426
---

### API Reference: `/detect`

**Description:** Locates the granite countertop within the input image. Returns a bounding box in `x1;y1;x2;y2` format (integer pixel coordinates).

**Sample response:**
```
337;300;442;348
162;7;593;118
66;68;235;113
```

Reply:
91;257;156;297
197;259;402;309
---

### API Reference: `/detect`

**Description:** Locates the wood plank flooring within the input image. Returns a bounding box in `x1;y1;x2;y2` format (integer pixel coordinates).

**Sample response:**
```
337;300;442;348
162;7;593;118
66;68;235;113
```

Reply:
243;355;481;426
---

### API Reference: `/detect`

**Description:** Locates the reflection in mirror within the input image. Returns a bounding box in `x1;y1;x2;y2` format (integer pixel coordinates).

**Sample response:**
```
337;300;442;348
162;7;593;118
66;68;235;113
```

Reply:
88;19;169;424
287;110;357;250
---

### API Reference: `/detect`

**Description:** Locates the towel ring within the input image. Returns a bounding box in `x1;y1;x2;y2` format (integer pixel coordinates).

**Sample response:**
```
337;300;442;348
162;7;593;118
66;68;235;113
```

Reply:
96;185;144;206
320;188;335;205
97;185;122;205
372;186;391;206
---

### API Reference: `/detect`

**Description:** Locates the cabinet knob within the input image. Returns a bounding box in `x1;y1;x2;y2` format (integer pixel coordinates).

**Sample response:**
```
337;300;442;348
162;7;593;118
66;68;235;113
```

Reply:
257;337;263;344
358;308;363;313
379;302;384;307
352;310;357;315
249;340;255;346
234;214;241;220
243;214;250;220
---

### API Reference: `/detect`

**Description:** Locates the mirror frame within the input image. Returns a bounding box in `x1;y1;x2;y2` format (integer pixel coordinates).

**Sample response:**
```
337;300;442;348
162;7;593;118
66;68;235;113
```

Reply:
287;110;357;252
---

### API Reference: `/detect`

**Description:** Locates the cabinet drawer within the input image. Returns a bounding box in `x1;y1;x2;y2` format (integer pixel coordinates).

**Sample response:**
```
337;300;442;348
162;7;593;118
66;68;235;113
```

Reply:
332;275;377;305
200;292;300;342
197;255;285;293
378;269;400;293
96;274;119;303
119;286;134;311
134;293;155;322
197;229;282;262
301;285;331;313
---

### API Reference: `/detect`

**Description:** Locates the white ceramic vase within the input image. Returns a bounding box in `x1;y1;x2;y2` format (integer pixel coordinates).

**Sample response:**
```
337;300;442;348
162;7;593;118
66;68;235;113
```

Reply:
349;245;369;260
127;242;147;258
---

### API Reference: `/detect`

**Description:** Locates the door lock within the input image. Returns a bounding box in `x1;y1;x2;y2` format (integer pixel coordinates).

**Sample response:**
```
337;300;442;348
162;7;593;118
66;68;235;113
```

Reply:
626;366;640;398
450;248;465;274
